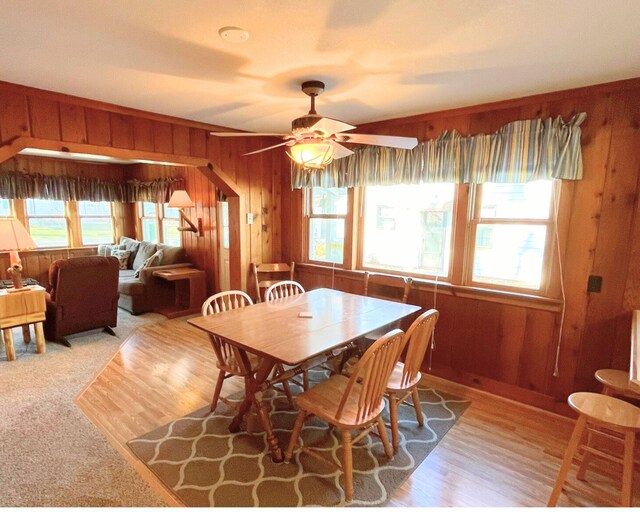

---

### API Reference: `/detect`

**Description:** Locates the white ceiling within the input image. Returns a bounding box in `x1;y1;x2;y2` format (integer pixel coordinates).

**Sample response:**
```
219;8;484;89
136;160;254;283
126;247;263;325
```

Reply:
2;0;639;133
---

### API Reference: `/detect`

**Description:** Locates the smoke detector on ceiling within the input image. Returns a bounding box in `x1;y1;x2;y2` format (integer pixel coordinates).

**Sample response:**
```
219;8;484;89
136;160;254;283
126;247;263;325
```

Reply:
218;26;249;43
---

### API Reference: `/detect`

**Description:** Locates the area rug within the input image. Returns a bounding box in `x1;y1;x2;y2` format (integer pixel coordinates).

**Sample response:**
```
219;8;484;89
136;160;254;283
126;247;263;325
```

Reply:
128;373;469;507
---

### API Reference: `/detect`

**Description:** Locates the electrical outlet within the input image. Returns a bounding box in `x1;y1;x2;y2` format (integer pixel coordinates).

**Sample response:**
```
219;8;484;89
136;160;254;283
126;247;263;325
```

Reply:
246;213;254;224
587;275;602;293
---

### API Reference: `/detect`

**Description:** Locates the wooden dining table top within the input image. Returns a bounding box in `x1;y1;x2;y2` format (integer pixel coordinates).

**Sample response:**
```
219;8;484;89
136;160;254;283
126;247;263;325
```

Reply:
188;288;421;366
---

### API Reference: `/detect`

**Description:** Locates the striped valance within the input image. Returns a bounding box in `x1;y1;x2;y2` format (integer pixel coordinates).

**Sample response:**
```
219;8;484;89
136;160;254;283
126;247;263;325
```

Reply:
292;113;586;188
0;172;185;203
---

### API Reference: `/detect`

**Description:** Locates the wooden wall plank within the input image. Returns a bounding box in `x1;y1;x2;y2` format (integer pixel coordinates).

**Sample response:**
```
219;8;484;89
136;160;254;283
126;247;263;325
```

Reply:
172;124;190;155
110;113;134;149
28;96;61;140
0;89;30;143
153;121;173;154
59;103;87;143
132;117;154;152
85;108;111;146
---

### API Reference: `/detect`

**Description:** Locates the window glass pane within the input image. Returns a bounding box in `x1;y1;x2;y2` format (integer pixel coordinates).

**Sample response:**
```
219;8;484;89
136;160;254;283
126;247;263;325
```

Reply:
472;224;547;289
28;218;68;247
220;201;230;249
163;204;180;219
142;218;159;242
80;218;114;245
162;219;181;246
26;199;65;216
311;187;347;215
309;218;344;264
142;202;156;217
0;198;10;217
362;184;455;276
480;181;552;220
78;201;111;216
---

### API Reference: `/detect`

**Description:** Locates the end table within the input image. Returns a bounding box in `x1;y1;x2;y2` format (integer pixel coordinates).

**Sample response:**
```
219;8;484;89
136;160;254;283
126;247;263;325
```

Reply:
0;285;46;361
152;267;207;318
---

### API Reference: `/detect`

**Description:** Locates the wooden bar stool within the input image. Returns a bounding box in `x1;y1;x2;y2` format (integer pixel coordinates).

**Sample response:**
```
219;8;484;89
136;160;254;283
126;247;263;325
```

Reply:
595;369;640;399
548;392;640;507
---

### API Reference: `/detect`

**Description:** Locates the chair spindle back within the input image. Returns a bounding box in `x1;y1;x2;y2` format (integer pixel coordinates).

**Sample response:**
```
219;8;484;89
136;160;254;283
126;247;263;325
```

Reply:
338;329;405;424
400;309;439;388
265;280;305;302
201;290;254;375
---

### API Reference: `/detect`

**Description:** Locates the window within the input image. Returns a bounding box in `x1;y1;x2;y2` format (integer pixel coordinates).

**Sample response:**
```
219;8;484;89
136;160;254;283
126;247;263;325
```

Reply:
162;204;181;246
140;202;159;243
78;201;115;245
361;184;455;277
0;198;11;217
137;201;182;246
469;181;554;291
306;187;347;264
25;199;69;247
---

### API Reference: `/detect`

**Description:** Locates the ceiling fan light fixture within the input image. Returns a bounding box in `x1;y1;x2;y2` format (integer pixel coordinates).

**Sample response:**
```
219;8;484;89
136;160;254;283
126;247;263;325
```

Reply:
288;140;335;170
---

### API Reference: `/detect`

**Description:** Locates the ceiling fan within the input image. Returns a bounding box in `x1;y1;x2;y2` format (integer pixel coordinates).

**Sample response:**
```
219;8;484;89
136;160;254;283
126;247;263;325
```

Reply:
210;80;418;170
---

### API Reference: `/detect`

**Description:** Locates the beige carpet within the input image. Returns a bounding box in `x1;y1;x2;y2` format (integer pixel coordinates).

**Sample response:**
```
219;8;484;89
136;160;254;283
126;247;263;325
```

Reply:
128;371;469;507
0;308;167;507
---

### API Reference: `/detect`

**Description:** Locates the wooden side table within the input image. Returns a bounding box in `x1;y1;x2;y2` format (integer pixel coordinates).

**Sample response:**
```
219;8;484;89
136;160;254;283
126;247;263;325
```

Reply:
152;268;207;318
0;285;46;361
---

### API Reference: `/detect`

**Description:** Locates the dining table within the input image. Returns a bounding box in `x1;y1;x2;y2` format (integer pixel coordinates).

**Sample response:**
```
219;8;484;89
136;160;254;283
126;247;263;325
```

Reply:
188;287;421;462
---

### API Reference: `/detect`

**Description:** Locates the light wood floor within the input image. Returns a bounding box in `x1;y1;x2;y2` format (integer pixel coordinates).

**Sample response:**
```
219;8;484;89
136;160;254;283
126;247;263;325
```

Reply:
76;317;640;507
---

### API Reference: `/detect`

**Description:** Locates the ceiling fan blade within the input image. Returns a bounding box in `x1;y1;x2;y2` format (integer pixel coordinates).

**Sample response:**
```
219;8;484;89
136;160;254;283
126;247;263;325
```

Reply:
337;133;418;150
310;117;356;136
210;132;287;137
243;142;290;156
330;141;354;160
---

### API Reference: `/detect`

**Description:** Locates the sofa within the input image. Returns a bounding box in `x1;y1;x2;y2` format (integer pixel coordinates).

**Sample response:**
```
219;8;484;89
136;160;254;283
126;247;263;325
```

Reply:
44;256;119;345
102;237;192;315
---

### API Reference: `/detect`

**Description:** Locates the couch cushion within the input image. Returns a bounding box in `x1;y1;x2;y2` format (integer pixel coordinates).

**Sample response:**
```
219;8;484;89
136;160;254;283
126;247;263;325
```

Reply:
132;240;158;270
97;243;125;257
118;278;145;296
119;269;137;279
157;243;185;265
119;236;140;268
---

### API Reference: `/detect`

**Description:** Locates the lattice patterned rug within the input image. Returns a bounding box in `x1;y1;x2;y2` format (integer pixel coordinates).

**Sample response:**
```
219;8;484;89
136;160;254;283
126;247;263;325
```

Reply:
128;375;469;507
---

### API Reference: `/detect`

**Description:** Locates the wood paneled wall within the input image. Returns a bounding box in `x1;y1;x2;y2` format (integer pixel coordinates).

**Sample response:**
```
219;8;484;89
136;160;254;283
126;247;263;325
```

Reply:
0;81;289;294
282;78;640;414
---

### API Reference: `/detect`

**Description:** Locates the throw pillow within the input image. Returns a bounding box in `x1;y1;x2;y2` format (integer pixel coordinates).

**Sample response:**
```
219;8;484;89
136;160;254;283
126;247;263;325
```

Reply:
134;249;163;278
132;240;158;270
97;244;124;257
111;249;131;270
157;243;184;265
119;236;140;269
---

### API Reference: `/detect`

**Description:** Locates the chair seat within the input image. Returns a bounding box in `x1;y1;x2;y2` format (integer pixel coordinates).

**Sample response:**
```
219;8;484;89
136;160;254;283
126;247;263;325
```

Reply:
258;280;281;289
217;351;261;375
386;362;421;392
595;369;640;397
296;374;385;428
568;392;640;431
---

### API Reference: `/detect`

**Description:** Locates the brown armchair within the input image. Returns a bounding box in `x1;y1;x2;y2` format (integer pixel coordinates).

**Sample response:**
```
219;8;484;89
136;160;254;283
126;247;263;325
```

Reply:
44;256;119;346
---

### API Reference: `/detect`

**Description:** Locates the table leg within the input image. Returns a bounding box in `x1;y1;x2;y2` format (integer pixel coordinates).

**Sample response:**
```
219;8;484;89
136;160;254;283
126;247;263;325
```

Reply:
34;322;46;354
22;324;31;344
228;356;283;462
3;328;16;362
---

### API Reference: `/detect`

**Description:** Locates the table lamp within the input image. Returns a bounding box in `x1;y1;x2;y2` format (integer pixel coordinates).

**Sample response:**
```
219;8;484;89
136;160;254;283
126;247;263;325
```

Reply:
0;218;37;291
168;190;203;236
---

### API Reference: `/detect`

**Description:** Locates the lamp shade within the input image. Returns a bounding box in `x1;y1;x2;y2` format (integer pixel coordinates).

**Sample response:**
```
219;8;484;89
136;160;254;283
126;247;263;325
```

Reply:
168;190;195;208
288;139;335;170
0;218;37;251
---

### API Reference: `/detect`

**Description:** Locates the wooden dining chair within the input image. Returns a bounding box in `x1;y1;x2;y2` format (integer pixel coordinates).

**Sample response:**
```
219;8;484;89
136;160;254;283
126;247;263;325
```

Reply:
284;329;404;502
265;281;309;390
364;271;413;304
251;262;295;302
265;280;305;302
202;291;293;416
386;308;439;452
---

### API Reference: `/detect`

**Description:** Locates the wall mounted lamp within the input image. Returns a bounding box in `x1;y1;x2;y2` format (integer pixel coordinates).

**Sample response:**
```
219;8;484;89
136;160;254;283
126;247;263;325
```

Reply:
168;190;203;237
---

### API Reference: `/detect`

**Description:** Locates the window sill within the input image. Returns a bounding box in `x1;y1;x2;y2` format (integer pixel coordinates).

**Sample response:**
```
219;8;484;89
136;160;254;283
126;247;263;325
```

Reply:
295;262;563;312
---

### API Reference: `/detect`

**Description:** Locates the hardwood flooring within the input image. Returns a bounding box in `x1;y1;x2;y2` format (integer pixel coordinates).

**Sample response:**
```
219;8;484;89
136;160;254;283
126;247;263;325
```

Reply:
75;317;640;507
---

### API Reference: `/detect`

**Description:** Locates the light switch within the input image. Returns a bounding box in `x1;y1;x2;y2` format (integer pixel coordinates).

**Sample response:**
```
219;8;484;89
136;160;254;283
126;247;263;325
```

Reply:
246;213;254;224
